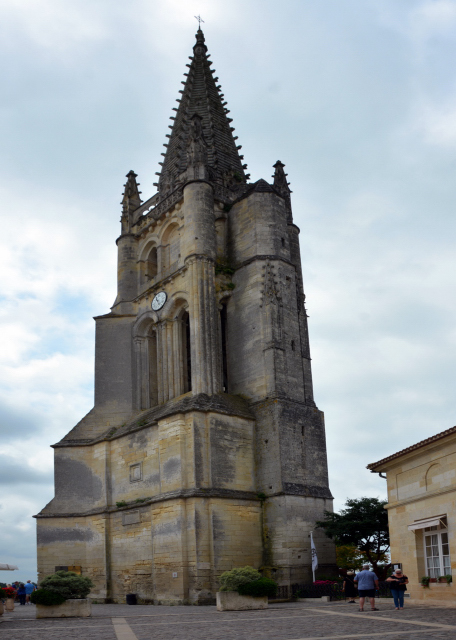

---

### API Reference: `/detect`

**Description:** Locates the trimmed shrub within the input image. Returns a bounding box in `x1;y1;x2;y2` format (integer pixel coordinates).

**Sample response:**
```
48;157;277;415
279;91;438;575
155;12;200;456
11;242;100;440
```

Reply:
218;566;261;592
40;570;94;599
30;589;66;606
238;577;278;598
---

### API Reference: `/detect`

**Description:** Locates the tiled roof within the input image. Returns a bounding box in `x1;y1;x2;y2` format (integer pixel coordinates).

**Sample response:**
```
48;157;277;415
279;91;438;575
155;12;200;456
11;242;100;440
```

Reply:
157;29;246;194
367;425;456;470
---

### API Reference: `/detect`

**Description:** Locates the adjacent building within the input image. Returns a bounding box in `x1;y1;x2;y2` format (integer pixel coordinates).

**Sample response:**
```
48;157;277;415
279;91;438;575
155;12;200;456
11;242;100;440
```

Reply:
368;426;456;604
35;29;335;603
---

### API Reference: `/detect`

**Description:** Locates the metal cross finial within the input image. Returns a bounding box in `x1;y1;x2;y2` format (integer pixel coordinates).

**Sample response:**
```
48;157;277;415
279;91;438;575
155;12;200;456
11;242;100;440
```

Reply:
194;15;205;29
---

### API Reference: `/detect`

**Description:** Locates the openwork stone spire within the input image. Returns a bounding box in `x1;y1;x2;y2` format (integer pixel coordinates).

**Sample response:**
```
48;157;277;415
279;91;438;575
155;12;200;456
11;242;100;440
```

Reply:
273;160;292;220
121;170;142;231
155;29;248;196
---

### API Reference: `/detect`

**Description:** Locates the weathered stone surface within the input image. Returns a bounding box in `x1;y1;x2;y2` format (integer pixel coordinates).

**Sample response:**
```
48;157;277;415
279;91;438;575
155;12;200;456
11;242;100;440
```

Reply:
216;592;268;611
36;598;91;618
36;28;335;604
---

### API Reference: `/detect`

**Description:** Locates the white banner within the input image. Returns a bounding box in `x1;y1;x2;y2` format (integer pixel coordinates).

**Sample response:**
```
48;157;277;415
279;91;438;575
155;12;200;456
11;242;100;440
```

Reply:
310;532;318;572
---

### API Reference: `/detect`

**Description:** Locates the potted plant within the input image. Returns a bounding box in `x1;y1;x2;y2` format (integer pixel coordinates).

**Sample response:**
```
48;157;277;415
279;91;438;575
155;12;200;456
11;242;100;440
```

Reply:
421;576;430;588
445;574;452;585
0;586;17;612
216;566;277;611
31;570;94;618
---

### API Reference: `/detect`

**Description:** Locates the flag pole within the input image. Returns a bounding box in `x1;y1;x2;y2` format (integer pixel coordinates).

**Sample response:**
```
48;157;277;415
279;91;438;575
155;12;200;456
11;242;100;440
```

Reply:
310;531;316;582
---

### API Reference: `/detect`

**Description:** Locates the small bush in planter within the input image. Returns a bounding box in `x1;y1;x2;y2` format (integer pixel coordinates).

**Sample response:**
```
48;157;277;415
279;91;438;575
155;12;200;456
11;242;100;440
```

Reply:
39;570;94;599
421;576;430;587
30;589;66;606
238;577;278;598
219;566;262;592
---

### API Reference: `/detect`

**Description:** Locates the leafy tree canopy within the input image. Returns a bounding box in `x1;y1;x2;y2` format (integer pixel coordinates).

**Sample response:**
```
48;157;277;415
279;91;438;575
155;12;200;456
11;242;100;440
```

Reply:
316;497;390;578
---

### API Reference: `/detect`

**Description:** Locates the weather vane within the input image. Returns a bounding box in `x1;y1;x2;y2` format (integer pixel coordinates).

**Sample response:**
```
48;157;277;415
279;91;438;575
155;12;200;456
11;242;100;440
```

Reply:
194;15;204;29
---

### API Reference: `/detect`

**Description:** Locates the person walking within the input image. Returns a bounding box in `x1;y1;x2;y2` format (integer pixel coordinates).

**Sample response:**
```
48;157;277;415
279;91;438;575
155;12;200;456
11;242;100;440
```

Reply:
17;583;26;605
354;564;379;611
342;570;358;603
386;569;409;609
25;580;35;604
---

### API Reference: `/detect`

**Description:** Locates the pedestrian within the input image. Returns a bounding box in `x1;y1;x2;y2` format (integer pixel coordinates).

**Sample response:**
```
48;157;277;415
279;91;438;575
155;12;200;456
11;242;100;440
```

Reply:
354;563;379;611
342;570;358;603
17;583;26;605
25;580;36;604
386;568;409;610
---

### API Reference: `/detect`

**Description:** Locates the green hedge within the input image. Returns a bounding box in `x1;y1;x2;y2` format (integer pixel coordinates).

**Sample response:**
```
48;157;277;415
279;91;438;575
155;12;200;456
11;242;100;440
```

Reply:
219;566;262;592
30;589;67;606
39;570;94;599
238;577;278;598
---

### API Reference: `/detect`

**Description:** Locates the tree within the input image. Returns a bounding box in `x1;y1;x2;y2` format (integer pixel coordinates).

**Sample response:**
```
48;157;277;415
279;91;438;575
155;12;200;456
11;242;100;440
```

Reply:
316;497;390;579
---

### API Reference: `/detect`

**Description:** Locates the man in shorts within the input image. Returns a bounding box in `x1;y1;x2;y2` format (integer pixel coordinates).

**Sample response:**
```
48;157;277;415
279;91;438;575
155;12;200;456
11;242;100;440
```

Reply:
25;580;36;604
354;563;379;611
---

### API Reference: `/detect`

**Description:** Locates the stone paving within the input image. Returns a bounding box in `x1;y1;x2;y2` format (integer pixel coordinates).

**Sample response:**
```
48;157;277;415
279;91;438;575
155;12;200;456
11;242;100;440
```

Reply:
1;600;456;640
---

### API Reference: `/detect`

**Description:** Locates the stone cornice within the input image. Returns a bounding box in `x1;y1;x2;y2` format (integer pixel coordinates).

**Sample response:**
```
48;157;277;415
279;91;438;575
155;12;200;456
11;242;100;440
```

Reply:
385;484;456;511
34;487;260;519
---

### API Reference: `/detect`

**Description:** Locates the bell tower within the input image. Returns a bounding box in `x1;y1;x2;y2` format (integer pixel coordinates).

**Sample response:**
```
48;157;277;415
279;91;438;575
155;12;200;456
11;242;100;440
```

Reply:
36;29;335;604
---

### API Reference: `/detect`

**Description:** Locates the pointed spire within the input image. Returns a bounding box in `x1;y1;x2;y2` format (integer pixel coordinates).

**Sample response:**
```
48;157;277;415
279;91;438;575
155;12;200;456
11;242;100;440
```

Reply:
273;160;292;220
121;170;142;232
156;29;247;197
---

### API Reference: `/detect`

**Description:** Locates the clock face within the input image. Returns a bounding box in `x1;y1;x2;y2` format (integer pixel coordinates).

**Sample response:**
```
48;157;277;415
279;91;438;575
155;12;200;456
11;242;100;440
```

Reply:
151;291;167;311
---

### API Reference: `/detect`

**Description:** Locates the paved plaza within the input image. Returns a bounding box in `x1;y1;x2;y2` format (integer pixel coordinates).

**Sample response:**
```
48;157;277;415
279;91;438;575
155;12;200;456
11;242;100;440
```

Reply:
1;600;456;640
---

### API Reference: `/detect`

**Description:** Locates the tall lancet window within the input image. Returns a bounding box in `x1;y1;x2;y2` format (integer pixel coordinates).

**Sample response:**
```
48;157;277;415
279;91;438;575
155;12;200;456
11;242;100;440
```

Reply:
146;246;158;280
162;223;180;273
148;330;158;407
220;302;229;392
182;311;192;393
136;326;159;411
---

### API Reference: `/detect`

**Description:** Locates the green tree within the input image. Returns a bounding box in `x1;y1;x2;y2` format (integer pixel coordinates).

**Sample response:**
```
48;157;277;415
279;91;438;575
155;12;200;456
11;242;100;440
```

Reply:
316;497;390;579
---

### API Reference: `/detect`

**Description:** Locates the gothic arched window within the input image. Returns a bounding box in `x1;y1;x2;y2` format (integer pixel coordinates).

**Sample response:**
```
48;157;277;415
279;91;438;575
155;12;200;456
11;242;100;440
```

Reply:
180;310;192;393
161;223;180;273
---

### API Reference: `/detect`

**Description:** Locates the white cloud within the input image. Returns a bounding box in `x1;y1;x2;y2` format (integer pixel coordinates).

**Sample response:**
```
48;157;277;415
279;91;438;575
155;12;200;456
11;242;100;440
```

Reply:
411;0;456;39
412;99;456;147
0;0;108;54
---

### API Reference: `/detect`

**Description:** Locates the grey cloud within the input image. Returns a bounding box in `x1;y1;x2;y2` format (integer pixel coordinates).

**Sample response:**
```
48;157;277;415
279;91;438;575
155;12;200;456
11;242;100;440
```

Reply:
0;455;53;486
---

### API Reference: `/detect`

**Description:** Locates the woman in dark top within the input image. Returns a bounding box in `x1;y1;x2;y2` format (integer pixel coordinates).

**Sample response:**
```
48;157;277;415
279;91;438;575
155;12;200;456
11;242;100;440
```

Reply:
386;569;409;609
342;570;358;603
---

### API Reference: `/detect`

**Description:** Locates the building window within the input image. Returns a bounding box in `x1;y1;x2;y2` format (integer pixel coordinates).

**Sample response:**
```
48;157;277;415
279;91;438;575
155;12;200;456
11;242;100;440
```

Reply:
130;463;142;483
424;526;451;578
220;302;228;392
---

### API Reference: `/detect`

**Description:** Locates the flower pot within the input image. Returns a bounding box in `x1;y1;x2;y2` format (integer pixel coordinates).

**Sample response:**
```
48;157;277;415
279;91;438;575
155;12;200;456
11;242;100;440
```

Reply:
216;592;268;611
438;577;448;583
5;598;15;612
429;578;437;583
36;598;91;619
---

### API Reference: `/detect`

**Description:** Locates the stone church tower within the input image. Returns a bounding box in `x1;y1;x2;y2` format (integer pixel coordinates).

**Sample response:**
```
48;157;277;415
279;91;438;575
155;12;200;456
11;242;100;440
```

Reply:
36;29;335;603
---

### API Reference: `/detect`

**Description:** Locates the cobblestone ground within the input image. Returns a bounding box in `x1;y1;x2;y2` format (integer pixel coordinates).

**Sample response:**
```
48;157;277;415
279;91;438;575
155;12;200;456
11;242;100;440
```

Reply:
2;600;456;640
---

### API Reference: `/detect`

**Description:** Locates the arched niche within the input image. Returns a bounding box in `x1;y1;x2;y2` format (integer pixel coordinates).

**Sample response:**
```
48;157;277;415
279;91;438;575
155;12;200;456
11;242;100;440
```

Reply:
138;240;159;286
161;222;180;273
425;463;442;491
133;314;159;410
133;298;191;409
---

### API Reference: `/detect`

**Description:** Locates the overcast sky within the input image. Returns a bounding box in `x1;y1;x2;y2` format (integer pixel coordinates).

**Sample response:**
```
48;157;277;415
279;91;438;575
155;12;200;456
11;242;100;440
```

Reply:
1;0;456;583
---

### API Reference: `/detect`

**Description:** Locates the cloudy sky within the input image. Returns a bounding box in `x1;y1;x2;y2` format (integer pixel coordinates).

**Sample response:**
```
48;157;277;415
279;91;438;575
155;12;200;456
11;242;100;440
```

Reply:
1;0;456;583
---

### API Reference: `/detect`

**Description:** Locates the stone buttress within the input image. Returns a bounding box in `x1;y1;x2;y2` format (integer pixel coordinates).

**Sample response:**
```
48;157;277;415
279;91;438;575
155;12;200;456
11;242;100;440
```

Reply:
35;29;335;603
